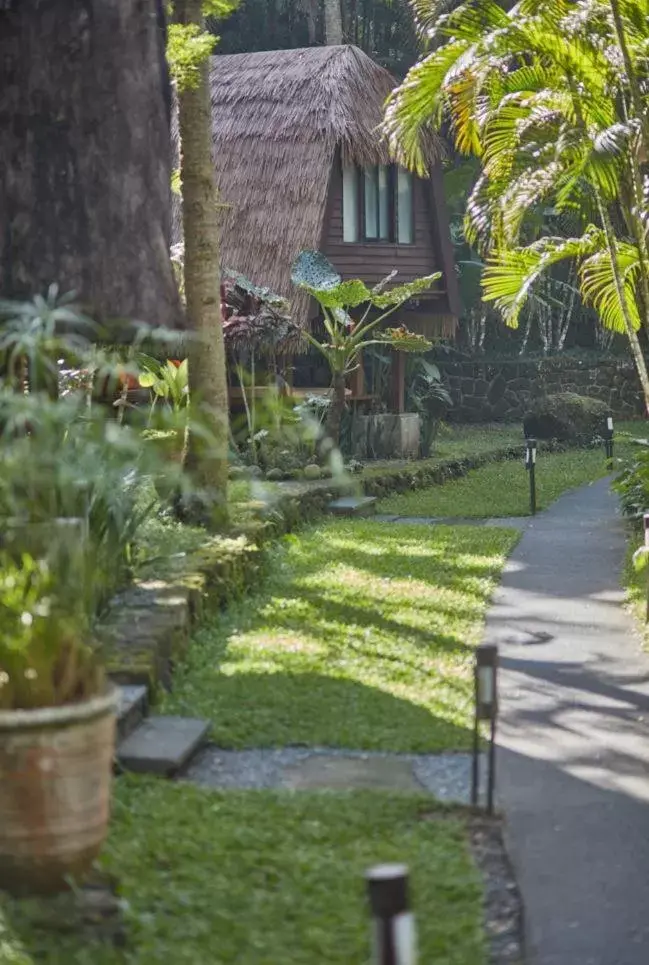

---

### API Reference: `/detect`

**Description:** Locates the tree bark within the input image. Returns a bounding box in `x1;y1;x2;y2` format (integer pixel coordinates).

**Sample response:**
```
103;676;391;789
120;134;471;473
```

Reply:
323;0;344;44
175;0;229;515
0;0;181;329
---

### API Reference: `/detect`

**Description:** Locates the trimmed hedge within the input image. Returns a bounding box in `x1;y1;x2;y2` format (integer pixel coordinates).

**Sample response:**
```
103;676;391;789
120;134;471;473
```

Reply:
523;392;610;442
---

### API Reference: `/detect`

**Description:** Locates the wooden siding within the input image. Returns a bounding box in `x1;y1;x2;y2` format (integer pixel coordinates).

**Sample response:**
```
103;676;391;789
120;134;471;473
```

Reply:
321;154;458;319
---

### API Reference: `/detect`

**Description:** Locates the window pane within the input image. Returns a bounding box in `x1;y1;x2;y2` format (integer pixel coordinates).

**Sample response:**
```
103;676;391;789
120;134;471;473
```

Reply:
364;166;378;239
397;168;414;243
378;165;390;239
342;165;358;242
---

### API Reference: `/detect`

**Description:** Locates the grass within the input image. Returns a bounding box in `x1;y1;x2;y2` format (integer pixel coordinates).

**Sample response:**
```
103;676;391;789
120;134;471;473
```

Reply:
0;781;486;965
359;422;525;479
377;446;614;518
162;519;518;751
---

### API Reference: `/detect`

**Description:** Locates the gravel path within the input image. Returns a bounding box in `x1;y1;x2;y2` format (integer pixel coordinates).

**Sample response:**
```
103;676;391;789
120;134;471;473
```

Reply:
182;745;479;803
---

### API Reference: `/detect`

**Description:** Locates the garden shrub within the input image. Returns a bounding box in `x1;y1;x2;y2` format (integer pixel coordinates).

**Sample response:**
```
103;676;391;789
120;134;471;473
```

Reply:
614;443;649;519
523;392;609;442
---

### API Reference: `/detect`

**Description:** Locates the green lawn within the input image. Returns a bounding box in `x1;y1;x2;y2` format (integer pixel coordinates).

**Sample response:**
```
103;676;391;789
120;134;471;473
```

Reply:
0;781;485;965
359;422;525;480
377;446;614;518
162;520;518;751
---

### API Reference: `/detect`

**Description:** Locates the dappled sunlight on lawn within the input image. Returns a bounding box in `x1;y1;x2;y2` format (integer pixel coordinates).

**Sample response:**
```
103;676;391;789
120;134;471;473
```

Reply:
163;521;519;752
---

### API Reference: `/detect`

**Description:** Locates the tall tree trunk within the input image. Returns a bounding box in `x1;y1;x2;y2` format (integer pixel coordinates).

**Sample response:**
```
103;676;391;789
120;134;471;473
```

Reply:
324;0;344;43
0;1;180;329
175;0;229;519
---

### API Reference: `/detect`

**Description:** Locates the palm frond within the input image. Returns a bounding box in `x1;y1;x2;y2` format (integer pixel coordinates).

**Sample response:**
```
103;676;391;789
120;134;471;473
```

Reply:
580;241;642;332
482;229;602;327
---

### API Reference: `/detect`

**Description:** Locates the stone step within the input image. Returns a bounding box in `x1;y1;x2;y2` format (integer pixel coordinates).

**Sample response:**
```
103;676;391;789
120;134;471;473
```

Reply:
116;685;149;743
328;495;377;517
117;716;211;777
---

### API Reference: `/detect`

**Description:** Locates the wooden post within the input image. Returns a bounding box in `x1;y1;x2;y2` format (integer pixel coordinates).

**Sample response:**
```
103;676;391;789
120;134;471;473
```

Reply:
390;351;405;414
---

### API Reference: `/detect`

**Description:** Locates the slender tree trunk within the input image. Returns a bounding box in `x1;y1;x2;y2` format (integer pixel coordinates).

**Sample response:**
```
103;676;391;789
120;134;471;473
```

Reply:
324;0;344;44
175;0;229;519
621;162;649;338
325;370;347;446
598;198;649;412
608;0;649;161
0;0;181;329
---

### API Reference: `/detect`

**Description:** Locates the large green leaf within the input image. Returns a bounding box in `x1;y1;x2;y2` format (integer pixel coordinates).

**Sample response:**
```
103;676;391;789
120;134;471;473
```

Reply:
373;273;441;308
316;279;374;309
291;251;341;292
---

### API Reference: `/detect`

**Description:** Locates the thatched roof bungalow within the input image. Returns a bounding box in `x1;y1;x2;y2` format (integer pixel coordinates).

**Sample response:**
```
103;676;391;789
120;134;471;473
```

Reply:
173;44;460;340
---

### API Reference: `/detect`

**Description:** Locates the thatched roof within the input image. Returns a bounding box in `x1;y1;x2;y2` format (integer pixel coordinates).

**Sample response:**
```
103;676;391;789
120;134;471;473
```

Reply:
172;45;444;326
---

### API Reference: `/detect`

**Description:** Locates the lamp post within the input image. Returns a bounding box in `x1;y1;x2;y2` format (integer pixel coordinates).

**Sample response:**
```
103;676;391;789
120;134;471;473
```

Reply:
604;415;614;462
471;644;499;815
525;437;537;515
366;864;416;965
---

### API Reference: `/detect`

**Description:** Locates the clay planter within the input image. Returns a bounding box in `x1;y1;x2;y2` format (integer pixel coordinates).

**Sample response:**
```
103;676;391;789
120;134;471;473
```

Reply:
0;686;118;896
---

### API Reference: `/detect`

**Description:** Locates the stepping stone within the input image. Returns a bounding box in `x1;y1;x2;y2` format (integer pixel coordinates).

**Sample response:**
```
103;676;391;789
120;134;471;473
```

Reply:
117;716;210;777
280;754;424;792
116;685;148;743
328;495;377;517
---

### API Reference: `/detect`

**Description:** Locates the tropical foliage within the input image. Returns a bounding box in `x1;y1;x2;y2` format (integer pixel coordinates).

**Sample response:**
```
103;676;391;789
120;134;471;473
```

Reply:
0;291;192;710
291;250;437;445
385;0;649;407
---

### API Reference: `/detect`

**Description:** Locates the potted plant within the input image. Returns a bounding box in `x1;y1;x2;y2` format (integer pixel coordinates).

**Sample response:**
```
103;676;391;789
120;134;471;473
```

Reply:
0;385;174;895
0;524;117;896
0;294;188;894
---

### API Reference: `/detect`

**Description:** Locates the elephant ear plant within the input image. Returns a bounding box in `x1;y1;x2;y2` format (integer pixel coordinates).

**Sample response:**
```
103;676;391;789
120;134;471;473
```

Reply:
291;251;438;447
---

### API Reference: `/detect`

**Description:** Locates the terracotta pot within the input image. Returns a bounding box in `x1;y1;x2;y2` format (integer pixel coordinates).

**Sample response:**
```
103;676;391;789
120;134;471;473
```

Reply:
0;685;118;895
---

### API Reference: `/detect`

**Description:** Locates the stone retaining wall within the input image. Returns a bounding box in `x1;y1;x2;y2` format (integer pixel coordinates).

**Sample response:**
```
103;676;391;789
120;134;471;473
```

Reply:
437;356;642;423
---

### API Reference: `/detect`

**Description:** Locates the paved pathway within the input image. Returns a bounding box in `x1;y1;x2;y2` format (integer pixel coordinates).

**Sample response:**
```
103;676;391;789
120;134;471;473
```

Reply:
485;478;649;965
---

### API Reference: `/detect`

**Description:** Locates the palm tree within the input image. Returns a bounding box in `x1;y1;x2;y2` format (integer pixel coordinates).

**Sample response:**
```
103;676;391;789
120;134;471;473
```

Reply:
385;0;649;409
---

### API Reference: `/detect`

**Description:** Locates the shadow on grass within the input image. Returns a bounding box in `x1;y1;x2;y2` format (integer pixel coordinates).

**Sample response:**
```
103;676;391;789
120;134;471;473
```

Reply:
259;585;476;657
172;670;475;754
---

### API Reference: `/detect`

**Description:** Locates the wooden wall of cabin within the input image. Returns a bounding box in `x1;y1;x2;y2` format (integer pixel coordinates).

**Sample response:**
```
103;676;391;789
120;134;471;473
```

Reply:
321;155;457;321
